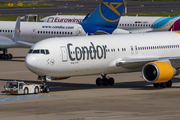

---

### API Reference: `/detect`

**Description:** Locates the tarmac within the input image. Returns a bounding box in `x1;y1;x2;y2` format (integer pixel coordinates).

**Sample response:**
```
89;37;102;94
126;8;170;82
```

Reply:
0;48;180;120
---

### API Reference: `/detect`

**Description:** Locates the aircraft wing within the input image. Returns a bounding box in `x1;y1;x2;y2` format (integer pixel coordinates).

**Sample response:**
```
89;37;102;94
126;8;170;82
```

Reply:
128;28;153;33
114;56;180;69
0;36;20;48
12;17;34;47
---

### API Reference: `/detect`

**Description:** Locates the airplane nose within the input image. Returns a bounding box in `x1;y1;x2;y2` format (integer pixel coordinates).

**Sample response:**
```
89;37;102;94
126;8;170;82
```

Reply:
25;55;37;72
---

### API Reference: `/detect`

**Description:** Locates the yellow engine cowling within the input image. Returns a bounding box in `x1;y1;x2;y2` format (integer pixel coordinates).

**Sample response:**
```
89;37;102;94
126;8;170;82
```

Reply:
142;62;178;83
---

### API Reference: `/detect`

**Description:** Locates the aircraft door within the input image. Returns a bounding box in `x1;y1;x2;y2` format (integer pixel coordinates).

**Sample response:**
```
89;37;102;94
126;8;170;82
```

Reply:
77;27;82;36
135;45;138;54
61;46;68;62
130;46;134;54
47;17;54;22
31;29;36;38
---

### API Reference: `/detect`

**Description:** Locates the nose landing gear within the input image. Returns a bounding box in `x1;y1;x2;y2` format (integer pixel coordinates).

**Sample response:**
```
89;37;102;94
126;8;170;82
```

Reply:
39;76;50;93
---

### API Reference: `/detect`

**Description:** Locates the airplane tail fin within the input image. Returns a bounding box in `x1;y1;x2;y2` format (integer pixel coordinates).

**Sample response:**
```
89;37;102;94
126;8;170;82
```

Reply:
80;0;125;28
12;17;34;46
12;16;21;42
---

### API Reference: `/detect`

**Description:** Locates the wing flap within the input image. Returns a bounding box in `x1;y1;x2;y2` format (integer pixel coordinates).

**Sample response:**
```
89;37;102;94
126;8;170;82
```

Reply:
114;56;180;69
128;28;153;33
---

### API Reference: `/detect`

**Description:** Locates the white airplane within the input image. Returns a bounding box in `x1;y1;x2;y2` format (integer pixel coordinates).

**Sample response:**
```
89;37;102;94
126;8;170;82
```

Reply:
39;15;85;23
13;18;180;91
0;0;126;60
40;14;180;32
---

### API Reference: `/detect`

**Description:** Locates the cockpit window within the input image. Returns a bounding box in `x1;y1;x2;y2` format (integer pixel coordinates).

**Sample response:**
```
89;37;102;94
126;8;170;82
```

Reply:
41;50;45;54
28;49;33;53
33;50;40;53
46;50;50;54
28;49;50;55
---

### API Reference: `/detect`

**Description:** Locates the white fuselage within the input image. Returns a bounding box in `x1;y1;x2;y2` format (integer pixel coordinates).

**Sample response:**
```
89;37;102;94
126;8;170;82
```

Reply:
0;21;86;46
25;31;180;78
41;15;180;32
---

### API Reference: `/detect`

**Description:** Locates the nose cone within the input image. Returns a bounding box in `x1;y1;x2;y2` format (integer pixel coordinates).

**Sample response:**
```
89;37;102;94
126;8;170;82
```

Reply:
25;55;37;73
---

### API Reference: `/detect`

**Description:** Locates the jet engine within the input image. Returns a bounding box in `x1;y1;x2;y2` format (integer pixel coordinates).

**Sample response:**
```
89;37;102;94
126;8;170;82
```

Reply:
142;62;179;83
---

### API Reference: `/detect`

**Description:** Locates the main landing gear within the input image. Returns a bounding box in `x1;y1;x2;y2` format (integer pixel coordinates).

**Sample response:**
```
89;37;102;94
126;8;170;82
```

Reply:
96;74;115;86
39;76;50;93
0;49;13;60
153;80;172;88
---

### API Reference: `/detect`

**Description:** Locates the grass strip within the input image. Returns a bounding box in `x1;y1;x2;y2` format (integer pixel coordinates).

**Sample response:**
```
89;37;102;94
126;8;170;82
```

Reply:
0;2;55;9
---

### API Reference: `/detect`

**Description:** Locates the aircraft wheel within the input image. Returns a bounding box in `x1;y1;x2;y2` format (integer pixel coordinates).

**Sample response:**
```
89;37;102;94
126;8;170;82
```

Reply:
160;83;167;88
8;54;13;59
96;78;102;86
166;80;172;88
108;77;114;86
4;54;9;60
153;83;159;88
102;78;108;86
1;54;5;59
0;54;2;59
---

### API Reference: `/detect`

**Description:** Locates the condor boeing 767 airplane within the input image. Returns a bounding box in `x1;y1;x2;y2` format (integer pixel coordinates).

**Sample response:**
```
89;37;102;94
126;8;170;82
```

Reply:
21;31;180;92
13;17;180;92
0;0;126;60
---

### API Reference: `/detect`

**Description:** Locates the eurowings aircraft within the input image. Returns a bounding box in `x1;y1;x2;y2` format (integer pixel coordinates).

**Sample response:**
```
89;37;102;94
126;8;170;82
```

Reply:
40;14;180;32
13;18;180;91
0;0;126;60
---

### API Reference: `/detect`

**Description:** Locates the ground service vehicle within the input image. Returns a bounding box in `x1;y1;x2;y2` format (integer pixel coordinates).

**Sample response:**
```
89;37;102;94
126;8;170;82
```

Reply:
4;81;49;95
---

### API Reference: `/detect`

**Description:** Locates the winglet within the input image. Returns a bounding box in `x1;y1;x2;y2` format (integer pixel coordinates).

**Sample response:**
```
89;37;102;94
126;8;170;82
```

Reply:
12;17;34;46
12;16;21;42
82;13;90;22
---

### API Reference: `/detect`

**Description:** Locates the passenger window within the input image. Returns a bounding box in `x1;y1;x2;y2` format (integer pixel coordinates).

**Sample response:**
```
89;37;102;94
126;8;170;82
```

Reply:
0;30;1;32
33;50;39;54
41;50;45;54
